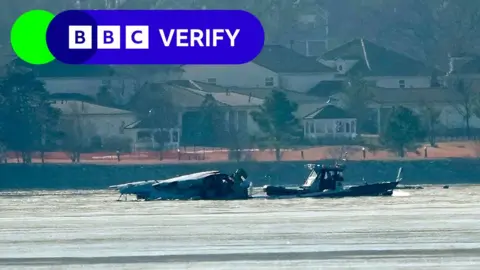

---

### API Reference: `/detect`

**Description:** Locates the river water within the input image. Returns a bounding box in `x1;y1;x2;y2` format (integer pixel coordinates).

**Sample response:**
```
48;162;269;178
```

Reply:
0;186;479;269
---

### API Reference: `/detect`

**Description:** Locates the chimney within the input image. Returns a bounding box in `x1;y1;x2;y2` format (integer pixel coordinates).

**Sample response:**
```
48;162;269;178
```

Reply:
447;53;473;75
248;92;252;102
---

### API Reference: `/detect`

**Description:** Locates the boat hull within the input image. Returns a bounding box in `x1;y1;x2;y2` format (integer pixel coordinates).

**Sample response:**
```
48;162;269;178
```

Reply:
263;181;400;199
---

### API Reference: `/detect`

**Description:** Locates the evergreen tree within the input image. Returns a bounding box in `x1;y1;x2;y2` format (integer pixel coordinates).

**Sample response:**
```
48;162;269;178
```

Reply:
196;94;226;146
250;90;300;160
380;106;423;157
0;64;61;163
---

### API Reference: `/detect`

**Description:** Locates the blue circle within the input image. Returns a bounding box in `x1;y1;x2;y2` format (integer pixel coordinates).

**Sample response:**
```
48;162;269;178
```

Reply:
46;10;97;64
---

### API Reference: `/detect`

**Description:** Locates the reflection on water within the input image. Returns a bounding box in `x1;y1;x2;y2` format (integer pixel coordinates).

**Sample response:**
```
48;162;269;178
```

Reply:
0;185;480;269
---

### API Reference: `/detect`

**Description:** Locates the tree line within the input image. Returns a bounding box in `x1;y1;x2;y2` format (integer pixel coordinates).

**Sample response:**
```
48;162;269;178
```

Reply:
0;63;131;163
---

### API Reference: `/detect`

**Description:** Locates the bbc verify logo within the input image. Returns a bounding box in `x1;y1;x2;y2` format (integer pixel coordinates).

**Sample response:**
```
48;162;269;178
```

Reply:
11;9;264;65
69;26;240;49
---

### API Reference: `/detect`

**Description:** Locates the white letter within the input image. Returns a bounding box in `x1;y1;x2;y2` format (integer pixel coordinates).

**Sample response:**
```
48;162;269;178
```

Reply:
68;26;92;49
159;29;175;47
212;29;224;47
176;29;189;47
204;29;210;47
190;29;204;47
225;29;240;47
97;25;120;49
125;26;149;49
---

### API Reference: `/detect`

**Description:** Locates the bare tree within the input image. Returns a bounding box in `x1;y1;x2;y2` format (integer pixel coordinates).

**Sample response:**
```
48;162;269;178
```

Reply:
59;103;96;162
418;99;442;146
343;75;374;134
377;0;480;67
450;78;477;139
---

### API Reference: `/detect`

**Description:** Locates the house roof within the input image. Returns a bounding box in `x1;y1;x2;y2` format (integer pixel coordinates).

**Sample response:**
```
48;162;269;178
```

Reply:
128;82;209;109
188;88;263;106
369;87;465;104
52;100;132;115
308;80;344;97
191;81;326;104
252;45;335;73
50;93;96;103
321;38;442;77
166;80;263;106
124;119;164;129
304;104;354;119
9;58;115;77
127;80;262;109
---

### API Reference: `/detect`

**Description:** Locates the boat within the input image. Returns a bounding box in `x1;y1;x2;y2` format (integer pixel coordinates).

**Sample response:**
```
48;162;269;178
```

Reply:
262;163;402;199
109;168;253;201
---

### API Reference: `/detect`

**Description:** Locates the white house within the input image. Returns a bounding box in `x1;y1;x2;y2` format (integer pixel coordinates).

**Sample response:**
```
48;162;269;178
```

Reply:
318;38;444;89
367;87;480;134
8;59;184;105
181;45;337;92
303;104;357;140
51;94;136;139
123;80;264;149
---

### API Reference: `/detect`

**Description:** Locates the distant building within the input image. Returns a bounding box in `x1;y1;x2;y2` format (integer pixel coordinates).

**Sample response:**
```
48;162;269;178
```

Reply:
303;104;357;140
50;93;136;142
318;38;444;89
182;45;337;92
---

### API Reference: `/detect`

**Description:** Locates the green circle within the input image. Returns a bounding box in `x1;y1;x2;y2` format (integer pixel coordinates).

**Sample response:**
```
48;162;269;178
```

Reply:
10;10;55;65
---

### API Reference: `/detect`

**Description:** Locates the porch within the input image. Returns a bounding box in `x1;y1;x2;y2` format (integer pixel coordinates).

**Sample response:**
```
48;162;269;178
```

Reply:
303;105;357;139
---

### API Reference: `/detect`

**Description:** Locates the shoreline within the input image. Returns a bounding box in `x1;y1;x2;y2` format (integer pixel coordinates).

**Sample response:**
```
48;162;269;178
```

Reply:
2;158;480;190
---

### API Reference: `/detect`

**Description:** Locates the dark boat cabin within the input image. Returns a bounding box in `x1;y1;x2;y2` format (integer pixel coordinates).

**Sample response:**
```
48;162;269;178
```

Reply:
302;164;345;191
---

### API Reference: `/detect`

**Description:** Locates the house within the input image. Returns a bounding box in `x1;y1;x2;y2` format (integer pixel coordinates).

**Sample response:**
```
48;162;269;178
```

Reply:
6;59;183;105
303;104;357;140
318;38;443;89
189;81;333;119
50;93;137;141
181;45;337;92
366;87;480;135
124;80;264;148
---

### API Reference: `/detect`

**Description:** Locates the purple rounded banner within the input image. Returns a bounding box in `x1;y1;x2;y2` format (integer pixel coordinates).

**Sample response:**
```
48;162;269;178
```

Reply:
46;10;265;65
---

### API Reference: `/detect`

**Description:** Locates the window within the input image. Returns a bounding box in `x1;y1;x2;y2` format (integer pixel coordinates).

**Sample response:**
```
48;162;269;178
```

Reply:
265;77;274;87
309;122;314;133
338;65;343;71
346;122;350;133
207;78;216;84
399;79;405;88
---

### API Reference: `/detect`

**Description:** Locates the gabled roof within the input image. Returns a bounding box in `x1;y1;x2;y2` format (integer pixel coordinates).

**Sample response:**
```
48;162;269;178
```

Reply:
52;100;132;115
191;81;326;104
252;45;335;73
308;80;344;97
127;82;210;109
50;93;95;103
304;104;354;119
321;39;442;77
127;80;262;109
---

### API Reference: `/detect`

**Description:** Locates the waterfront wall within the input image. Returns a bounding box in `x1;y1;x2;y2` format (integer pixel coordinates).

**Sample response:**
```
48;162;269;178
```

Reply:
1;158;480;190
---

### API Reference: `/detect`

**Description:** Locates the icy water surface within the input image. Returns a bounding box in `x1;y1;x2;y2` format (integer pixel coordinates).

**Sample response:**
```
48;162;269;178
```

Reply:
0;186;480;269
